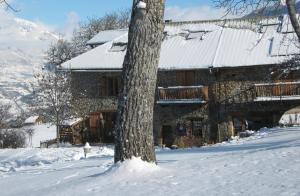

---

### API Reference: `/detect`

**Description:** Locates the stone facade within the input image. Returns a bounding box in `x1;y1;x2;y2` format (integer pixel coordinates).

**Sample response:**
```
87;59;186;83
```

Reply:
70;64;300;146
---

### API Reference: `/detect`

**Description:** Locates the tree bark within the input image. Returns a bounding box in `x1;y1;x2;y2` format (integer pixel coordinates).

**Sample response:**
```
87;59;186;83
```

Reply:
286;0;300;41
114;0;165;163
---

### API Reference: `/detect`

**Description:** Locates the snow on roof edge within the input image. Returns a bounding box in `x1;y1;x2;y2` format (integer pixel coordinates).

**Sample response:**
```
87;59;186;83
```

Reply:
86;28;128;45
25;116;40;124
61;15;299;71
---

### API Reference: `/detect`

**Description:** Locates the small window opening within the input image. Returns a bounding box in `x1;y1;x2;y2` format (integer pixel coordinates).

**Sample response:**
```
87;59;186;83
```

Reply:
277;15;284;32
191;120;203;137
99;77;120;97
109;42;127;52
185;30;211;40
176;122;187;136
178;32;189;39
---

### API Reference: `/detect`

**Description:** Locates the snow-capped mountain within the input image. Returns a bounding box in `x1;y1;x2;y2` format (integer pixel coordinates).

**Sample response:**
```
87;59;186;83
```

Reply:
0;14;59;115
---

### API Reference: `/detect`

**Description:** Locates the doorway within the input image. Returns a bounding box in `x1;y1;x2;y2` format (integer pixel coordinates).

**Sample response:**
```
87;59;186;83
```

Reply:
161;125;174;147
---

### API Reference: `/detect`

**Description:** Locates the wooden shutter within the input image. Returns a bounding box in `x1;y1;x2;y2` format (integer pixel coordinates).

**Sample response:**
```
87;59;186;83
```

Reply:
176;71;195;86
99;77;108;97
185;71;195;86
176;71;185;86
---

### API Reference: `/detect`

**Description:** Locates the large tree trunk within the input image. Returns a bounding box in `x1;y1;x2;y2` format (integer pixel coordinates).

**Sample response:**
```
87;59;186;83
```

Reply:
286;0;300;41
114;0;165;163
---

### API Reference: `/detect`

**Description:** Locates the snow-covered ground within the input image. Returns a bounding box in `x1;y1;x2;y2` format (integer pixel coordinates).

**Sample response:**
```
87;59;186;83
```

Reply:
0;127;299;196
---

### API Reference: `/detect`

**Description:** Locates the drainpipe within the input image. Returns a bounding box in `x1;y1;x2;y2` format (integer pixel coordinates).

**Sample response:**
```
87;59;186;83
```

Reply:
209;23;225;142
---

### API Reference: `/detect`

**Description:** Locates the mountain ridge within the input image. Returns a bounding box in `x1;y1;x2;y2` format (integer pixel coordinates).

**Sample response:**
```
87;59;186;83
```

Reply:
0;15;59;116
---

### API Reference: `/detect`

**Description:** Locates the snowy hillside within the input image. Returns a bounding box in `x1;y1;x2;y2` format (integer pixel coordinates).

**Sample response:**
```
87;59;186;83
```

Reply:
0;127;299;196
0;12;58;115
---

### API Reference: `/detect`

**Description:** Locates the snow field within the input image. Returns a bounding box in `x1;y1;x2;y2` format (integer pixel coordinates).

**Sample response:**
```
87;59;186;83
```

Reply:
0;127;299;196
0;146;114;173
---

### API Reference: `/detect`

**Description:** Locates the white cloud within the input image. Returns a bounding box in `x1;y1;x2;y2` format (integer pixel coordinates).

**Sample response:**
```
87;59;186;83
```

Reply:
58;11;80;40
0;5;53;32
0;8;58;53
165;5;236;21
0;5;79;41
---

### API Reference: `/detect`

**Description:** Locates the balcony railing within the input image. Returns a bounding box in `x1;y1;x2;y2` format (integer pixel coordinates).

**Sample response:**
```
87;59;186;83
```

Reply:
254;81;300;101
157;86;208;104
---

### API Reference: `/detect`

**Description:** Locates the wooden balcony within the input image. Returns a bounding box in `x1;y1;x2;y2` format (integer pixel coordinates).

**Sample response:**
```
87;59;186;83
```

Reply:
157;86;208;104
254;81;300;101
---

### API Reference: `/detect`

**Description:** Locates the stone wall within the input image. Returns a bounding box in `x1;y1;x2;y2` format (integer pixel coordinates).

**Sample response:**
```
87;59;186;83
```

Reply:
71;64;296;101
71;70;212;146
153;104;209;146
71;71;121;98
207;64;297;142
209;65;275;103
70;64;299;146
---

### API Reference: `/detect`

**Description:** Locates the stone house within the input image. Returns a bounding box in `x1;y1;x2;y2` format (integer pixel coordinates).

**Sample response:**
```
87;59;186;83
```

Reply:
61;15;300;147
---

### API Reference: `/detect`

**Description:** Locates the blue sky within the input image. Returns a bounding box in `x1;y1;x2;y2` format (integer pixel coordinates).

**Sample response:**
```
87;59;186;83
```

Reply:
3;0;230;38
12;0;215;26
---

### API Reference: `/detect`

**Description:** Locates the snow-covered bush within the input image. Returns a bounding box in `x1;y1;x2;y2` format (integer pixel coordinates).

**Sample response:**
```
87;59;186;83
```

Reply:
0;129;26;148
0;103;11;129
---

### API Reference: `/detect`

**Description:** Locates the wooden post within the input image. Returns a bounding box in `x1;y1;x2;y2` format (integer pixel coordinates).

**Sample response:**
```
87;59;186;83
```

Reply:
227;116;234;138
280;83;282;100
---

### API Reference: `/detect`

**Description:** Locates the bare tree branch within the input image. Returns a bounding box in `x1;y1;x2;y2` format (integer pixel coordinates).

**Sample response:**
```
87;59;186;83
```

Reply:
214;0;300;44
286;0;300;41
214;0;279;16
0;0;20;12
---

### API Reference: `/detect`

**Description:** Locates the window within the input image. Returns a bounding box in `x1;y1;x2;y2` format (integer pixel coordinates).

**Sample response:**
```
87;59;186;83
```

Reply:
107;77;119;96
176;123;187;136
183;30;211;40
191;120;203;137
186;31;206;40
233;118;243;134
179;32;189;39
176;71;196;86
109;42;127;52
99;77;120;97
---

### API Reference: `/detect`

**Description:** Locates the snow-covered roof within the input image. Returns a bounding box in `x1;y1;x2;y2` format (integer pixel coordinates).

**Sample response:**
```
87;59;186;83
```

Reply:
24;116;40;124
61;16;300;71
86;29;128;46
61;118;83;126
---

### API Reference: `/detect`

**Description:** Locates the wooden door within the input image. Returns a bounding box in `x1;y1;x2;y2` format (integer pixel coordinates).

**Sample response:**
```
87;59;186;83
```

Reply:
161;125;174;147
101;112;116;143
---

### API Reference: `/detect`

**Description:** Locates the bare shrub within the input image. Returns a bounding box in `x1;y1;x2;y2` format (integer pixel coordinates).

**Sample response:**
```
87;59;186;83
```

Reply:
0;129;26;148
25;128;35;147
0;104;11;129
